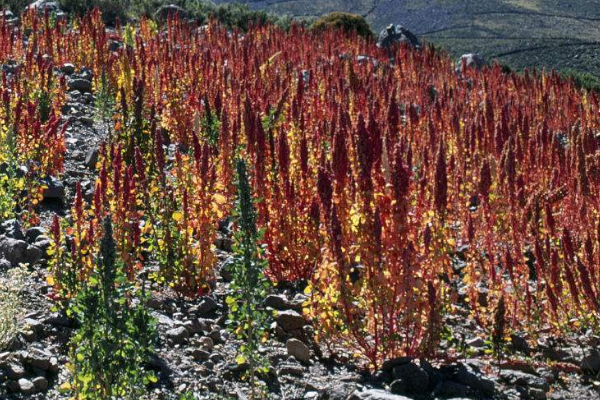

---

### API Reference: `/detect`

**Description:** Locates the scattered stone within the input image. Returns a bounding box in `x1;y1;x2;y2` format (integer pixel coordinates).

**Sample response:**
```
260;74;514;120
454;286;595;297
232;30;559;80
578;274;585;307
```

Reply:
196;297;218;316
68;78;92;93
44;312;70;327
457;53;486;71
390;362;429;394
510;333;531;355
451;363;495;397
85;147;99;169
60;63;76;75
276;310;306;331
18;378;36;394
433;380;469;397
32;376;48;391
25;227;46;243
192;349;210;362
581;350;600;373
27;0;61;14
108;39;122;52
381;357;412;373
0;258;11;271
167;327;190;344
348;389;413;400
1;219;24;240
26;349;52;371
377;24;420;49
467;337;485;348
278;363;305;376
198;337;214;352
500;370;549;392
0;237;43;266
265;294;303;312
5;361;26;379
286;338;310;363
42;176;65;200
209;329;223;344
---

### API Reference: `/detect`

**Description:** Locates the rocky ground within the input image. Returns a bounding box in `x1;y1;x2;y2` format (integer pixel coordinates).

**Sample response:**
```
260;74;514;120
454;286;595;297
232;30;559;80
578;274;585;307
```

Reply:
0;21;599;400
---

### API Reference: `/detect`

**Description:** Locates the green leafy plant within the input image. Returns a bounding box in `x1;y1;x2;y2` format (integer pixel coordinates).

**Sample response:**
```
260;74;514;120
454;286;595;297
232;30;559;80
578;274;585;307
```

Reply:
226;159;272;399
0;126;21;221
68;216;157;399
310;12;373;39
492;295;507;362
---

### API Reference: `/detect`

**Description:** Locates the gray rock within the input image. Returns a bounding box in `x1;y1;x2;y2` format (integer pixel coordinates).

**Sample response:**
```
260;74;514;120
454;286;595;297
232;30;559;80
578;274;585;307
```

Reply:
0;237;43;266
1;219;24;240
5;361;25;379
192;349;210;362
167;326;190;344
197;336;214;352
581;350;600;373
26;349;52;371
27;0;61;14
183;318;211;334
24;318;44;334
0;10;14;19
500;370;549;391
34;236;51;255
381;357;412;373
42;176;65;200
68;78;92;93
154;4;187;22
196;297;218;316
32;376;48;391
277;363;305;376
510;333;531;355
286;338;310;363
209;329;223;344
25;227;46;243
377;24;420;49
276;310;306;331
60;63;75;75
265;294;303;312
457;54;486;71
0;258;10;271
452;363;495;397
348;389;413;400
433;381;469;397
18;378;35;394
391;362;429;394
467;337;485;348
108;39;122;52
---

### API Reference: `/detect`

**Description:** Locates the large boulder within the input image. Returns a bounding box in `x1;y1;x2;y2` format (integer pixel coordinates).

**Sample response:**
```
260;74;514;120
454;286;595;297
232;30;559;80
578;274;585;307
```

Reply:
26;1;65;19
27;0;60;13
457;53;486;71
154;4;187;22
0;236;43;266
377;24;420;49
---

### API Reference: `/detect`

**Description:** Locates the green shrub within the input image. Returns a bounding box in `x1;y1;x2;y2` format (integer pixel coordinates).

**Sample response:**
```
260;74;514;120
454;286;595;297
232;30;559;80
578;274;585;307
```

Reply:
59;0;129;25
310;12;373;39
0;0;29;14
68;217;157;399
130;0;291;30
226;159;272;398
560;69;600;93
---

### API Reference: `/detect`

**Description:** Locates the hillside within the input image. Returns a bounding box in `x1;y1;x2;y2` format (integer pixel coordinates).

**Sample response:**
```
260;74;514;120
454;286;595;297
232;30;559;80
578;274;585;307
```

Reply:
213;0;600;76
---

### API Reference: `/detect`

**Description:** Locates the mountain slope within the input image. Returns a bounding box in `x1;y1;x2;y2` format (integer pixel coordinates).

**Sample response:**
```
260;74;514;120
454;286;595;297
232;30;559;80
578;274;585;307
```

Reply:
212;0;600;77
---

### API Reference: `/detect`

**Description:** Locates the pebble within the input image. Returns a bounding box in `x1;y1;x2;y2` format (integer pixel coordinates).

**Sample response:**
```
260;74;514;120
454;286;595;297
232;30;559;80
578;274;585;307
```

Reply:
286;338;310;363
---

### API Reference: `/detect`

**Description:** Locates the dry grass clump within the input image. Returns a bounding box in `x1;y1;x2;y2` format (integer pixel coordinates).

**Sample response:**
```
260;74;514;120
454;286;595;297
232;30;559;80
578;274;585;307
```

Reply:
0;267;26;351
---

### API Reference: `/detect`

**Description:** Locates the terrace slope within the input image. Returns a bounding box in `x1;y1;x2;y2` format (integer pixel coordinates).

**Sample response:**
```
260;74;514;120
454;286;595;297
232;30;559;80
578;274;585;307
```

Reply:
212;0;600;76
